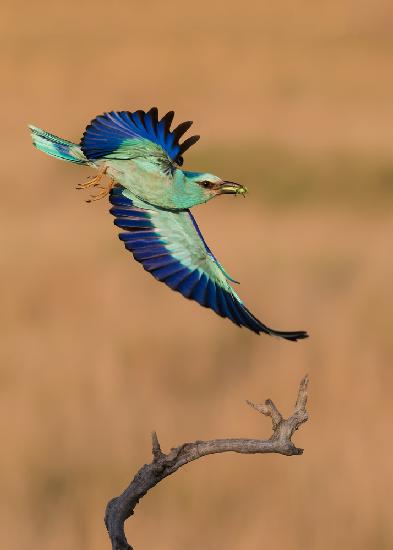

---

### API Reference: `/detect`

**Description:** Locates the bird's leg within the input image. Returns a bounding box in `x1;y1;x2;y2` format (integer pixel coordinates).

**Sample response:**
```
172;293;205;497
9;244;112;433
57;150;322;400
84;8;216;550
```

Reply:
75;165;116;202
76;165;108;190
85;177;116;203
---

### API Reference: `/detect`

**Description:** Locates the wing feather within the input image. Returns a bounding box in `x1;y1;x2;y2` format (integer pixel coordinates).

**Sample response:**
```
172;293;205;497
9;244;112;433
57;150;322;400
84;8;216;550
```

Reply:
81;108;199;165
109;187;308;341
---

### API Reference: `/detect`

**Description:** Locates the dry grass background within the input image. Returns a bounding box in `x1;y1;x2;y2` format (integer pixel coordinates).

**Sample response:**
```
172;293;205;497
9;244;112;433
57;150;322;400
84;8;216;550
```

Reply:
2;1;393;549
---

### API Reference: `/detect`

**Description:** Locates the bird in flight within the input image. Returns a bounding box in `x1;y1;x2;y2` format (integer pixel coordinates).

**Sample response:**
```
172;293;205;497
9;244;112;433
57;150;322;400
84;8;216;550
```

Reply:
29;108;308;341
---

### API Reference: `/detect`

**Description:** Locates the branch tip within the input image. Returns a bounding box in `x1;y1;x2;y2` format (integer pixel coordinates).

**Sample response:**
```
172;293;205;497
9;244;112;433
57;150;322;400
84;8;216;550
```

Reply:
246;399;270;416
151;431;164;460
295;374;309;411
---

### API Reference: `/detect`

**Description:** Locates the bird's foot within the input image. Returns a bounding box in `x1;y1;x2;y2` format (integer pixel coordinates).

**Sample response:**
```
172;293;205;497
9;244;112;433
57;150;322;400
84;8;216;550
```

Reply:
85;178;116;203
76;166;116;203
76;166;107;191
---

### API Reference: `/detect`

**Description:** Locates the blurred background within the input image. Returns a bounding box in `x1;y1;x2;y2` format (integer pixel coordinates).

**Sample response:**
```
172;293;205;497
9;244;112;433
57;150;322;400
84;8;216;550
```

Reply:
2;1;393;548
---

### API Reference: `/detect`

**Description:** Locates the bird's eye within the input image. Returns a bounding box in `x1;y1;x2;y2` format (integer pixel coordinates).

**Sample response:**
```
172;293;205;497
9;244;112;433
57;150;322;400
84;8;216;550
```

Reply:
199;181;215;189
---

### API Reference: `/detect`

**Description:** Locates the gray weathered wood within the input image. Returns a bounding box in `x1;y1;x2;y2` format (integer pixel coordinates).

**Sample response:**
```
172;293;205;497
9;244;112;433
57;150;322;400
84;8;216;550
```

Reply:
105;375;309;550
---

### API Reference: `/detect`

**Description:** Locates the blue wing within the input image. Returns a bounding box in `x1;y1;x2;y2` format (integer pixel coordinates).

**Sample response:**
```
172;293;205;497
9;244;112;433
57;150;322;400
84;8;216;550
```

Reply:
109;187;308;341
80;108;200;165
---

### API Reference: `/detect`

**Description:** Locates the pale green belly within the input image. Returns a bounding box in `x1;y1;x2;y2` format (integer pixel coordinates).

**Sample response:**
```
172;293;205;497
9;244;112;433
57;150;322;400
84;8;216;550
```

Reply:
104;159;201;210
105;160;175;208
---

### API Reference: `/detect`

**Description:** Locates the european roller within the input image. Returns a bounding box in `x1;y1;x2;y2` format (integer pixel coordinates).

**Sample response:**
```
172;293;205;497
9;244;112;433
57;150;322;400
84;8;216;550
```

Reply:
29;108;308;341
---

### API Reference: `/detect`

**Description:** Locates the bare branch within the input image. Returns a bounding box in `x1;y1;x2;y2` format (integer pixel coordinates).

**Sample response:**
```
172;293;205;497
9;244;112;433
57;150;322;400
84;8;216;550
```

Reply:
105;376;309;550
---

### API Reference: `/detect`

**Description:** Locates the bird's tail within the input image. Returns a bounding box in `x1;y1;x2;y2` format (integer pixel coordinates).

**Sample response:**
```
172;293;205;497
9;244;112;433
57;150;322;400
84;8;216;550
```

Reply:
28;125;88;165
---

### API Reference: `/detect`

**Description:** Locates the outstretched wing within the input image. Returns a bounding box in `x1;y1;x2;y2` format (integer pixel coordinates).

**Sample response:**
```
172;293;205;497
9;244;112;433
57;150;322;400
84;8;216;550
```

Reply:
109;187;308;341
80;108;200;166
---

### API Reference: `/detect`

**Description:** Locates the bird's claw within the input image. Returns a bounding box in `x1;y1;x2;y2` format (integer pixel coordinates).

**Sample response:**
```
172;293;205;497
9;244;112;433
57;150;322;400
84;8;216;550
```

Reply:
85;178;116;203
76;165;108;191
76;176;102;190
75;166;116;203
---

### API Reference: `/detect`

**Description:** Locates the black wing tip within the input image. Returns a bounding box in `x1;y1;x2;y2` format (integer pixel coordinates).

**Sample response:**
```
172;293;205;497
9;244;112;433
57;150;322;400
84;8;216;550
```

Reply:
239;304;309;341
267;329;309;342
179;134;200;154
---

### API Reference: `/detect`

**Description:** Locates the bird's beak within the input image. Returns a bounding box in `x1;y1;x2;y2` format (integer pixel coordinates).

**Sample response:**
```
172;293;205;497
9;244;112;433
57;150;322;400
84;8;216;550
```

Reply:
219;181;248;196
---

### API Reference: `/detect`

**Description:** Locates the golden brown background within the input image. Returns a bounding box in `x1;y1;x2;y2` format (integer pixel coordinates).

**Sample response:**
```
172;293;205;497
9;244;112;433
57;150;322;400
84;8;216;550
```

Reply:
2;1;393;548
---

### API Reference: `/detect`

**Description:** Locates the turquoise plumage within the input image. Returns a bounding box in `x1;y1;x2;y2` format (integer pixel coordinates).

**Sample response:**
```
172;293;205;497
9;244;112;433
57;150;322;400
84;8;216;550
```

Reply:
29;108;308;341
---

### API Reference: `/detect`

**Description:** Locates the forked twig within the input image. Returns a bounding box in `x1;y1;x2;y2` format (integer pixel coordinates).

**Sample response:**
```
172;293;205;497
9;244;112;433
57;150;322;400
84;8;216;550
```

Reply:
105;375;309;550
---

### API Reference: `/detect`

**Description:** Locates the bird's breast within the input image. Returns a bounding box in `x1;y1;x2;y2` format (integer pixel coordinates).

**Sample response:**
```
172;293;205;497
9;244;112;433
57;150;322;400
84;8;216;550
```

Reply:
105;160;172;206
105;159;193;210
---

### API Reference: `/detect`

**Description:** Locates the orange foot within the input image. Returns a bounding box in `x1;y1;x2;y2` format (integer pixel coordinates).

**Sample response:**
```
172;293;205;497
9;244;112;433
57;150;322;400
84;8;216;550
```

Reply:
85;177;116;202
76;165;108;190
76;166;116;202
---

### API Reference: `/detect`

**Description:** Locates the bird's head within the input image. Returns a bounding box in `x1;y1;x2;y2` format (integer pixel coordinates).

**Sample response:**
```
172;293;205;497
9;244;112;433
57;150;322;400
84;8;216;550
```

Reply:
179;170;248;207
